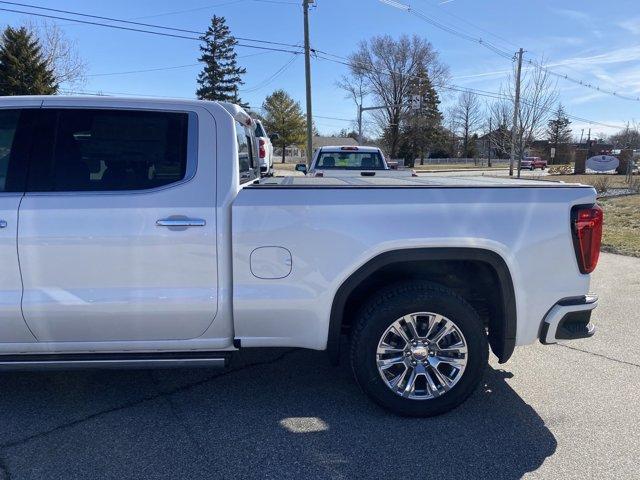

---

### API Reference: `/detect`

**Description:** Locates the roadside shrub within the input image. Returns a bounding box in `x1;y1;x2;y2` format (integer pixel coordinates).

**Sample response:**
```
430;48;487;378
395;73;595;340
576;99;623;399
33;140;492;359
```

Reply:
592;176;611;194
548;164;573;175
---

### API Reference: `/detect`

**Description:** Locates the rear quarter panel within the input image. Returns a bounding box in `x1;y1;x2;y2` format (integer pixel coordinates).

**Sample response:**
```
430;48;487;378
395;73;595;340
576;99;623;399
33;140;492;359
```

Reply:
231;186;596;350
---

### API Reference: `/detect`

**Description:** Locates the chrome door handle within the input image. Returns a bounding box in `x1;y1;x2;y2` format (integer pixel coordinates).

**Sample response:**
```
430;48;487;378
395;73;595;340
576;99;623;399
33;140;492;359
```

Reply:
0;220;7;228
156;218;206;227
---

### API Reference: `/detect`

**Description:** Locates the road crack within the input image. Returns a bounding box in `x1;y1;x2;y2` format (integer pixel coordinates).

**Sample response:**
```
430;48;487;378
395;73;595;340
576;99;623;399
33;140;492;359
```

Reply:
0;349;299;451
149;370;202;450
556;344;640;368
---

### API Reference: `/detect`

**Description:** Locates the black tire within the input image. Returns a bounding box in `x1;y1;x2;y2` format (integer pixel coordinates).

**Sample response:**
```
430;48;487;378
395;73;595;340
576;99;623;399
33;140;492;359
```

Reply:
350;282;488;417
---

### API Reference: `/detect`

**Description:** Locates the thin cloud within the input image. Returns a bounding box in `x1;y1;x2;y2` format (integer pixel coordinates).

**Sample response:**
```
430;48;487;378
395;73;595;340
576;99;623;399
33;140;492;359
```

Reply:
619;18;640;35
550;8;590;23
548;45;640;69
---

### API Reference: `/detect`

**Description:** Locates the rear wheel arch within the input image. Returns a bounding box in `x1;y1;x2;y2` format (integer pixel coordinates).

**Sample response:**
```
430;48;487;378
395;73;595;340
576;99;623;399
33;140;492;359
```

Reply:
327;248;517;365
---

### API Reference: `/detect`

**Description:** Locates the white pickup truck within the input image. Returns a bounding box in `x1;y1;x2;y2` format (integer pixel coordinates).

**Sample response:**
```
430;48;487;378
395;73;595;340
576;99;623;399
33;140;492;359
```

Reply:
297;145;417;178
0;96;602;416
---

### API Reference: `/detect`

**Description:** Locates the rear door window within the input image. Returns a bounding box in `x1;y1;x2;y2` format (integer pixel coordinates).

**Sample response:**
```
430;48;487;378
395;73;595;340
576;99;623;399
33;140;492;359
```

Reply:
0;109;33;192
27;109;190;192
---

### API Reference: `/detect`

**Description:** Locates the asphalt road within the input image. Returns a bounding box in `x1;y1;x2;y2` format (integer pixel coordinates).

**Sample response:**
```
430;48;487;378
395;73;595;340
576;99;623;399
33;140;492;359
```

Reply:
0;252;638;480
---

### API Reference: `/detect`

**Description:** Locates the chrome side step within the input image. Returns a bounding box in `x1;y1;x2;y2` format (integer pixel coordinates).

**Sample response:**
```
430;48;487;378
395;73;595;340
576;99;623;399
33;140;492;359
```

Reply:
0;352;231;371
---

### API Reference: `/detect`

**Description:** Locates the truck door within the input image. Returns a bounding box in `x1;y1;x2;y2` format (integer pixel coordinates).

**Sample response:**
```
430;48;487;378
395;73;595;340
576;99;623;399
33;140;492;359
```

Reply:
0;108;37;343
18;105;219;342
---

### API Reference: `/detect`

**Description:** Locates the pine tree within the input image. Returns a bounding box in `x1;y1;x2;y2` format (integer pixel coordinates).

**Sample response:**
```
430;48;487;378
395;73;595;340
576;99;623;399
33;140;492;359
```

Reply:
196;16;246;105
547;104;572;163
262;90;306;163
400;64;443;165
0;26;57;96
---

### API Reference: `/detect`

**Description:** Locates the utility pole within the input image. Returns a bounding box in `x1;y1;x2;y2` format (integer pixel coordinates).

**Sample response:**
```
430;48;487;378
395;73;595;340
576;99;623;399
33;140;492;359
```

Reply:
358;103;406;144
488;117;492;168
510;47;524;177
303;0;314;167
357;104;363;144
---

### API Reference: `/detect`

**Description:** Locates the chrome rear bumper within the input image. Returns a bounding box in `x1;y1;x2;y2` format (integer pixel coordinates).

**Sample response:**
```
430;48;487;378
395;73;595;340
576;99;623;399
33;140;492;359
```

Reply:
540;294;598;344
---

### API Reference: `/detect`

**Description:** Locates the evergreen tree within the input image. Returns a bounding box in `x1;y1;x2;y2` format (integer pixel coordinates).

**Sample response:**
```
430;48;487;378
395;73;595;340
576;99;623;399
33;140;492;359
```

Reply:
399;64;442;165
196;16;246;105
262;90;306;163
0;26;57;96
547;104;572;163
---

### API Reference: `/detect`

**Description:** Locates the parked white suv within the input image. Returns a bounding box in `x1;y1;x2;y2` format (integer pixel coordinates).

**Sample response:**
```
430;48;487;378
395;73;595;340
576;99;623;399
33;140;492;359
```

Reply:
0;96;602;416
254;119;274;177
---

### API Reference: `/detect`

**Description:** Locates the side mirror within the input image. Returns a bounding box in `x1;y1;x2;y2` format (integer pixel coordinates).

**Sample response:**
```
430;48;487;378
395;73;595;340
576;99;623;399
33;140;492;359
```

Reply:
269;133;280;142
295;163;307;174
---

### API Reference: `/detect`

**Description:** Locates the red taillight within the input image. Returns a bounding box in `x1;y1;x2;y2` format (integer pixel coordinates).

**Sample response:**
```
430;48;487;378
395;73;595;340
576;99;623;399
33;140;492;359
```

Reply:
572;205;603;274
259;139;266;158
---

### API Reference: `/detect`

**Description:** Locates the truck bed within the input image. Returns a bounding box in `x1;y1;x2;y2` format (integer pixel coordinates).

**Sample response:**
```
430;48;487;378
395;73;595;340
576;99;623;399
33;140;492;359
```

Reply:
256;175;590;188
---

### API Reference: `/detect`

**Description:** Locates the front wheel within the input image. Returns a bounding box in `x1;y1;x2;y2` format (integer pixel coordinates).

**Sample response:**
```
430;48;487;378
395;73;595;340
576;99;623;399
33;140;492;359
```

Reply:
350;282;488;417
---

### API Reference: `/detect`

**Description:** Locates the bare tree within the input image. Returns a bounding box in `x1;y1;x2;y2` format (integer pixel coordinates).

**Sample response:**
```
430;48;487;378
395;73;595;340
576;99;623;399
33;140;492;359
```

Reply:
336;72;369;140
346;34;449;157
25;20;87;89
609;122;640;149
488;99;513;158
453;91;482;157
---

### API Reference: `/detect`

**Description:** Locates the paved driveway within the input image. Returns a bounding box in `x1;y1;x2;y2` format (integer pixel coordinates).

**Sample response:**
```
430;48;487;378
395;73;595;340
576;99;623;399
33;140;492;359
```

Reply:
0;252;638;479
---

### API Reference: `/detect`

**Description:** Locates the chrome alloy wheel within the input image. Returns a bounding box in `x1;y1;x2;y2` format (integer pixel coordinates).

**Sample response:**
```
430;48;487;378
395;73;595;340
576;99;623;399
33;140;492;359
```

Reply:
376;312;468;400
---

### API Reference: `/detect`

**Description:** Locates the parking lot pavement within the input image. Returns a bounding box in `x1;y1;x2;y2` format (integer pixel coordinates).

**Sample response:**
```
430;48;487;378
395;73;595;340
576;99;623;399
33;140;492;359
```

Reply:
0;252;638;480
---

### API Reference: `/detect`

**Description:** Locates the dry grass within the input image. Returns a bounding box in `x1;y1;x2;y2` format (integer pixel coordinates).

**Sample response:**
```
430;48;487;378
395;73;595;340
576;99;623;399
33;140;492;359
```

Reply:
599;194;640;257
523;174;635;190
274;162;298;172
414;164;507;171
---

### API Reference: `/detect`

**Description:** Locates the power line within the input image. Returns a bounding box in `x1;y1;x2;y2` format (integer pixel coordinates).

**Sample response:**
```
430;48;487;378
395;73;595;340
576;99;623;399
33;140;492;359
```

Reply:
419;0;519;51
314;115;354;122
0;2;303;51
380;0;640;103
240;54;299;93
526;58;640;102
132;0;297;21
86;51;273;77
378;0;514;60
88;63;200;77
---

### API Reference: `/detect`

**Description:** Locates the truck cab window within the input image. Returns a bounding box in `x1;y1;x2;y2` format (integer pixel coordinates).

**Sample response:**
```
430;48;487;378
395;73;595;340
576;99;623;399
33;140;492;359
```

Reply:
27;109;189;192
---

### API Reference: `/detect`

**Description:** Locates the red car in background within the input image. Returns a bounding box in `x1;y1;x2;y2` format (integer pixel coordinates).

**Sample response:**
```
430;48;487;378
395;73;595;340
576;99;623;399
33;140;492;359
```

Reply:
521;156;547;170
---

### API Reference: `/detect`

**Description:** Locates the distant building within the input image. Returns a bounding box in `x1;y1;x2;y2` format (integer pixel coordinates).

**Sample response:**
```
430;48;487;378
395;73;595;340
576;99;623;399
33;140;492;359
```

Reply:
476;128;511;159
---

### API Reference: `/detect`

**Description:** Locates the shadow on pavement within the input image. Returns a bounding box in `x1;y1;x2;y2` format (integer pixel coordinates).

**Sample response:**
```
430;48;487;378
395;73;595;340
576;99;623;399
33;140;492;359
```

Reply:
0;348;556;480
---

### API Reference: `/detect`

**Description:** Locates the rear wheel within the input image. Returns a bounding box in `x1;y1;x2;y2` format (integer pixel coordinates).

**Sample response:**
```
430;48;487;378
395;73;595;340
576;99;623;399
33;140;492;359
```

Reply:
350;282;488;417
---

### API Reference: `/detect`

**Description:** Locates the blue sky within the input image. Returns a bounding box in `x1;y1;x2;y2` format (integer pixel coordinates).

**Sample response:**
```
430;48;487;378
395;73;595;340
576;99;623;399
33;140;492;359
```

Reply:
2;0;639;137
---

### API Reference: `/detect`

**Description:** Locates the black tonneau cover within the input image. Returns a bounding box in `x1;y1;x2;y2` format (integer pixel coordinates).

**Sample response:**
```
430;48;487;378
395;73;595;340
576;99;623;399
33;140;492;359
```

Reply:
255;175;592;188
